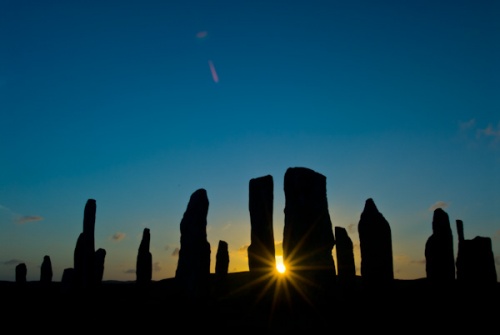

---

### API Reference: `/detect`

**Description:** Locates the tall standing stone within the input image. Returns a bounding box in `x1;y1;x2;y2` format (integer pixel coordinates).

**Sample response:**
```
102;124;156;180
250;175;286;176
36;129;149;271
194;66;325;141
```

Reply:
40;255;53;283
15;263;27;284
358;198;394;288
335;226;356;289
247;174;276;275
425;208;455;284
74;199;97;289
215;240;229;277
283;167;337;296
456;219;497;285
215;240;229;295
136;228;152;285
175;188;211;299
94;248;106;284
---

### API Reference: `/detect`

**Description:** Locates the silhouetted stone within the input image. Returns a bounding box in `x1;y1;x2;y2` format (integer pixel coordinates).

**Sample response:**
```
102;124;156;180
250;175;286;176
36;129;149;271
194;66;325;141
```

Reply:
60;267;75;294
247;175;276;275
215;240;229;277
335;226;356;289
215;240;229;295
95;248;106;284
175;188;211;299
15;263;27;284
40;255;53;283
425;208;455;284
136;228;152;285
358;198;394;289
456;220;497;286
283;167;337;298
74;199;97;289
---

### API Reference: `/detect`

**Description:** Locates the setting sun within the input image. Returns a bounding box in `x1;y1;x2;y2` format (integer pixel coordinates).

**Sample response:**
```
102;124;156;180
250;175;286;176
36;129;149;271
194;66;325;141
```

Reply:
276;255;286;274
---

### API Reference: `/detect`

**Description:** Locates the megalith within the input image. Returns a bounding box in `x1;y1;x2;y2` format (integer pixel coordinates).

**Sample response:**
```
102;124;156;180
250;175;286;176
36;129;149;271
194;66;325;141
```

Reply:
425;208;455;284
15;263;27;284
215;240;229;277
136;227;153;285
214;240;230;296
94;248;106;284
74;199;97;289
40;255;53;283
175;188;211;299
283;167;337;294
456;219;497;286
335;226;356;288
358;198;394;288
247;174;276;275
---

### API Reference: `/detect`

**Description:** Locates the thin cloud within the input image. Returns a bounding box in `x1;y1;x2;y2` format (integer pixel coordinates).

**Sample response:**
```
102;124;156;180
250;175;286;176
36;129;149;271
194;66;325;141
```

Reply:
172;247;180;257
477;123;500;142
1;205;43;225
346;222;357;235
153;262;161;272
459;118;476;131
16;215;43;224
4;259;24;266
459;119;500;148
238;244;249;253
429;201;449;211
164;245;170;251
112;232;126;241
124;269;135;274
494;230;500;239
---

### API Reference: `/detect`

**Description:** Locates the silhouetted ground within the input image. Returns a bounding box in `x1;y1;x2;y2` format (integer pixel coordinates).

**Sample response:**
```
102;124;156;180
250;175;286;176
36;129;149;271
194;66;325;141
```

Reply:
2;272;498;332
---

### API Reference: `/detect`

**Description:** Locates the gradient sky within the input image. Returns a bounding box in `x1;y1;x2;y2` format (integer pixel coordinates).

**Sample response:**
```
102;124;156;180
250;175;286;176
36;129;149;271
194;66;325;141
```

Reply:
1;0;499;282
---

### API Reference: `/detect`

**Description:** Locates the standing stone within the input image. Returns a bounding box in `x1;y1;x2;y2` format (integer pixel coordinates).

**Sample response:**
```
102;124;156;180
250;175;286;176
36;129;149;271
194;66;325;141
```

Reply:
60;267;75;294
215;240;229;277
247;174;276;275
15;263;27;284
94;248;106;284
215;240;230;295
136;227;153;285
456;220;497;286
425;208;455;284
175;188;211;299
74;199;97;289
335;226;356;289
283;167;337;297
358;198;394;288
40;255;53;283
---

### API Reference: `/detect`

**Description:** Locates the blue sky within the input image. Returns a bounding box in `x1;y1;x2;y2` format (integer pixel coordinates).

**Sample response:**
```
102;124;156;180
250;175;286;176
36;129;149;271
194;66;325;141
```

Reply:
1;0;499;282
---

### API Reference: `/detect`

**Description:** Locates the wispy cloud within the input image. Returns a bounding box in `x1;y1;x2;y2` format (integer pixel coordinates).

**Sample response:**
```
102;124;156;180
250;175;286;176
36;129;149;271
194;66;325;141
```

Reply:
125;269;135;274
477;123;500;143
347;222;357;235
112;232;126;241
238;244;249;253
459;118;500;148
3;259;24;266
16;215;43;224
172;247;180;257
459;118;476;131
153;262;161;272
429;201;449;211
1;204;43;224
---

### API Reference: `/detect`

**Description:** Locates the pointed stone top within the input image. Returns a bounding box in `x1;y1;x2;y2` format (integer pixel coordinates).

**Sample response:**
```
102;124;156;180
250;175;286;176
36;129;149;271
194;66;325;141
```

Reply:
364;198;378;213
